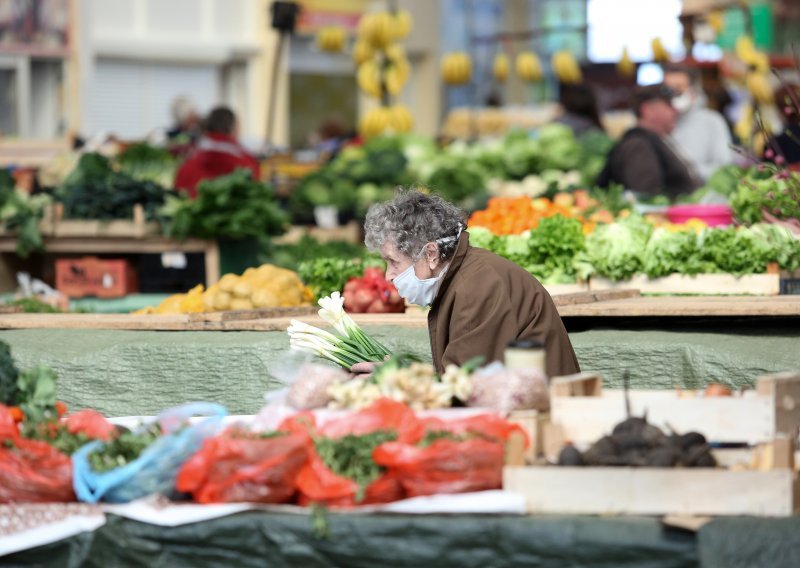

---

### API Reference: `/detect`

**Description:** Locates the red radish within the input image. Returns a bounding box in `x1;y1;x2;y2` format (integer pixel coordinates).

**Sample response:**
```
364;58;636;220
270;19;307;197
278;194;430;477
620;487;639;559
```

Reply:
343;267;405;313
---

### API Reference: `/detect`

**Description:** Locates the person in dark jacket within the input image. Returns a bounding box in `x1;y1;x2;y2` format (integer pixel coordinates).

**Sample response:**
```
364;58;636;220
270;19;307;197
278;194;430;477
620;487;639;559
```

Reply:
598;84;701;199
174;106;260;198
555;83;605;136
352;190;580;380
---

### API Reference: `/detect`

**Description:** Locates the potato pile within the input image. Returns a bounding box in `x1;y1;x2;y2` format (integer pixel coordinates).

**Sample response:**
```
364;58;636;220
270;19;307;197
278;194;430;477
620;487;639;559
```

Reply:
136;264;314;315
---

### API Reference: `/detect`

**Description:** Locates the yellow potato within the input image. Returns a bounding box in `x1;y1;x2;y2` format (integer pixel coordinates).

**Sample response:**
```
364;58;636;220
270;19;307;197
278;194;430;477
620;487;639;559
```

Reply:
230;298;254;311
213;291;232;311
232;280;252;298
218;273;239;293
251;288;280;308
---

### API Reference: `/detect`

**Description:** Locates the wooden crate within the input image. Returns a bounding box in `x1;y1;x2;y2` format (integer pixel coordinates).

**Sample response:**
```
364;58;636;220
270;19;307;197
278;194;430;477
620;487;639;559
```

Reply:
51;204;160;238
503;372;800;517
504;463;799;517
545;372;800;451
589;273;781;296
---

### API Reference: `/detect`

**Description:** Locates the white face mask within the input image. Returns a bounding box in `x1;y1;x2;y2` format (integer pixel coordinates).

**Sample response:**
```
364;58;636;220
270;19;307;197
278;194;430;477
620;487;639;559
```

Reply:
393;263;441;307
392;227;462;307
671;91;693;114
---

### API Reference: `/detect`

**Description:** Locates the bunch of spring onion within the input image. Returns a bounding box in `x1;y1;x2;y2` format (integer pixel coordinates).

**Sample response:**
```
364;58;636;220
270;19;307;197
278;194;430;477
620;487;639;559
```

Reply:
287;292;392;369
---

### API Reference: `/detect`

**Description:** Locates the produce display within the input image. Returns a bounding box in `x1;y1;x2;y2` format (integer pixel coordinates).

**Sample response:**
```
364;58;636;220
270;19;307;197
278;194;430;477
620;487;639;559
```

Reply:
557;415;715;468
57;153;174;222
342;266;404;314
162;169;287;243
0;170;50;258
136;263;314;314
327;355;474;411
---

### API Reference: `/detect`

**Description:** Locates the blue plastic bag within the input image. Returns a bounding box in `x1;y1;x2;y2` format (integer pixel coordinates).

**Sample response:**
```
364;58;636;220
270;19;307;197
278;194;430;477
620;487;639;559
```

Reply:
72;402;227;503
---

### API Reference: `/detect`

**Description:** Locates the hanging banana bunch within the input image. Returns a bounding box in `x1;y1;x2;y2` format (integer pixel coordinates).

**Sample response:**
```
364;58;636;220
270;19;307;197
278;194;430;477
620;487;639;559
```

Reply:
736;35;769;72
651;38;670;63
316;26;346;53
515;51;542;82
617;47;635;78
354;9;415;137
492;52;509;82
746;72;774;105
551;51;582;84
441;52;472;85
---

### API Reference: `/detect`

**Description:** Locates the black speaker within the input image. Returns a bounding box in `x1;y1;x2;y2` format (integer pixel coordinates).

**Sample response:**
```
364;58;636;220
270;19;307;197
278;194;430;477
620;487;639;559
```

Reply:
271;1;301;34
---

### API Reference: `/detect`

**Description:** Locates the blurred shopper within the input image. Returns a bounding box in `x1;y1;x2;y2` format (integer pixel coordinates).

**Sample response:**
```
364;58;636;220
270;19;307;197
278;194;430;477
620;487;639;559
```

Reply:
663;64;734;181
167;96;201;143
175;106;259;198
597;84;701;199
555;83;605;136
765;83;800;168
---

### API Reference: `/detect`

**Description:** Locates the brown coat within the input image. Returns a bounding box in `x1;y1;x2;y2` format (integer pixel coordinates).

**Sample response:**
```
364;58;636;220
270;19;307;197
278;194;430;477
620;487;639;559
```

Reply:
428;231;580;379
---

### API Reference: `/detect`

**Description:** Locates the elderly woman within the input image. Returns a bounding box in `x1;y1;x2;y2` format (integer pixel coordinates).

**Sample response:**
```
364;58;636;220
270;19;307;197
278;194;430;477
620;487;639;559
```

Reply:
355;190;580;379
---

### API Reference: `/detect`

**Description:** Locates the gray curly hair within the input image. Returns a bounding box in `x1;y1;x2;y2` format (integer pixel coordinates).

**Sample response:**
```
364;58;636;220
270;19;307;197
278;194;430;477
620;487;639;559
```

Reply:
364;190;466;261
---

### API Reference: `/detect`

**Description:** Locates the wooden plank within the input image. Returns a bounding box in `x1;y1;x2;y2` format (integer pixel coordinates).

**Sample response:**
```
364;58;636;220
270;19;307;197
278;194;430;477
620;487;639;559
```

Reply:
0;237;216;254
550;390;777;445
187;306;318;323
551;288;640;307
557;295;800;317
507;410;549;463
503;466;797;517
0;311;430;331
590;273;781;296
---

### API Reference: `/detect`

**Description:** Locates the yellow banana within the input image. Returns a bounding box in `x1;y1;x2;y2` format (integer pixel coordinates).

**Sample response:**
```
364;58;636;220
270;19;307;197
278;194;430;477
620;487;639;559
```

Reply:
493;53;509;82
357;61;382;98
442;52;472;85
735;35;756;63
388;105;413;133
734;102;753;143
390;9;413;40
617;47;635;78
551;51;582;84
316;27;346;53
362;12;392;49
515;51;542;82
651;38;670;63
746;72;774;105
352;39;374;66
360;107;392;138
385;66;404;95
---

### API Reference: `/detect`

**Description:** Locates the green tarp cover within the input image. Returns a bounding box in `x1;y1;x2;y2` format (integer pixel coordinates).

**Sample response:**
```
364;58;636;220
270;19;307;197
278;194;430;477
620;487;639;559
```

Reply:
3;323;799;416
2;512;699;568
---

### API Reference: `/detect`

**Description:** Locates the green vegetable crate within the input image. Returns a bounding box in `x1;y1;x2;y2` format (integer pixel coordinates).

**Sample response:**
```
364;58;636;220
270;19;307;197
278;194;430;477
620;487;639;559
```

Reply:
505;372;800;517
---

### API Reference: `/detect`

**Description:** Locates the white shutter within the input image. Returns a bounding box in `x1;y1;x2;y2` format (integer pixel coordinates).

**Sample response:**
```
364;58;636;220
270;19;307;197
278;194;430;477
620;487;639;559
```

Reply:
89;58;218;139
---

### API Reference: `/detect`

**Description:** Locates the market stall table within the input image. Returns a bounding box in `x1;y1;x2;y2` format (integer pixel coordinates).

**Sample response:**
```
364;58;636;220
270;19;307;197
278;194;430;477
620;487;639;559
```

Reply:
0;294;798;416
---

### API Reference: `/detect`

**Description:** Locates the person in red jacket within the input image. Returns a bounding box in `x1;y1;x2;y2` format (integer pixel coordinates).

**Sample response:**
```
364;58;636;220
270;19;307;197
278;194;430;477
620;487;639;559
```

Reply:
175;106;260;198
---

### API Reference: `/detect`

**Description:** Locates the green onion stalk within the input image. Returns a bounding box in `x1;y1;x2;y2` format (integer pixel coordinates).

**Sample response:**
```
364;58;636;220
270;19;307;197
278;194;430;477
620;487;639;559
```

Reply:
287;293;391;369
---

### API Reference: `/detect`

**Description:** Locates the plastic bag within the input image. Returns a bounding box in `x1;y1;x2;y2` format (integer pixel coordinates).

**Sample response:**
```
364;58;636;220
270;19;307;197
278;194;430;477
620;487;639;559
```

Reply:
468;362;550;413
72;402;227;503
319;398;423;443
0;405;75;503
176;430;309;504
373;438;505;498
286;363;350;410
65;409;116;441
287;399;416;507
295;452;403;507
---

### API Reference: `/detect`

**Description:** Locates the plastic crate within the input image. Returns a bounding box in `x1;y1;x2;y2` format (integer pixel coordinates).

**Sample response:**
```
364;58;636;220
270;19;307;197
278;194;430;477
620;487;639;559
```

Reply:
55;257;138;298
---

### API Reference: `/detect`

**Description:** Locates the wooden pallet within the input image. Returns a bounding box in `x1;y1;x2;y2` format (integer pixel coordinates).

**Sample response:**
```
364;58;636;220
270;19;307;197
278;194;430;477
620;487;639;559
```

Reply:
49;204;160;238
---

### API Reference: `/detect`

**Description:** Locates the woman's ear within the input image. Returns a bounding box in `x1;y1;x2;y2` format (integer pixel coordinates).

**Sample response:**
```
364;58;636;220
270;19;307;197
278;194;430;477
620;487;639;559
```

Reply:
424;243;440;269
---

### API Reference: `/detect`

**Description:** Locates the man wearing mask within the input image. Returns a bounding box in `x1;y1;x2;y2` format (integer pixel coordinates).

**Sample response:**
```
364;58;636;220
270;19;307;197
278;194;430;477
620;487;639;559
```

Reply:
598;84;701;199
663;64;735;181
